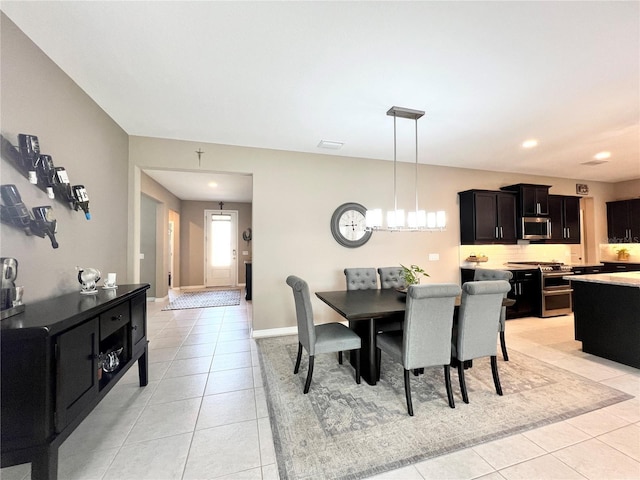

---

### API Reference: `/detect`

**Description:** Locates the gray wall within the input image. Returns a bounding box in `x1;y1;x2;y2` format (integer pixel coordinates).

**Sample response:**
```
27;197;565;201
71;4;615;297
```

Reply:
140;194;158;296
0;14;129;303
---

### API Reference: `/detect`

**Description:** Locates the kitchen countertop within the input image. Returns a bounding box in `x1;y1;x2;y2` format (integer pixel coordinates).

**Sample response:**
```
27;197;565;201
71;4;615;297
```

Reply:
564;271;640;288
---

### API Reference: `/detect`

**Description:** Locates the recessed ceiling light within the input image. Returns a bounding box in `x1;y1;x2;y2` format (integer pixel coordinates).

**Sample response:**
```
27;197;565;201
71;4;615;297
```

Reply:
521;139;538;149
208;182;218;188
318;140;344;150
593;151;611;160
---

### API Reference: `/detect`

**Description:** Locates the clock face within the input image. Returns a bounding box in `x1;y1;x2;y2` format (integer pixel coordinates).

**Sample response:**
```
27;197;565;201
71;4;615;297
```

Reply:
330;203;373;248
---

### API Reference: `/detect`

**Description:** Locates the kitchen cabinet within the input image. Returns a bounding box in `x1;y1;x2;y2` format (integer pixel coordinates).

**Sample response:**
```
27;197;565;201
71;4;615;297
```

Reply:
501;183;551;216
601;262;640;273
1;284;150;480
547;195;581;244
607;199;640;243
460;267;540;319
572;265;606;275
458;190;517;244
508;269;540;318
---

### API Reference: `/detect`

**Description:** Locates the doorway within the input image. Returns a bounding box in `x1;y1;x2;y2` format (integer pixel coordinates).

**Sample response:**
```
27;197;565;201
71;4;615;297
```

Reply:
204;209;238;287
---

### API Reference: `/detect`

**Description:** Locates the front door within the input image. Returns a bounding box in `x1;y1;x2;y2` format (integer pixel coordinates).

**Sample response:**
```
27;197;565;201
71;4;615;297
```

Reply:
204;210;238;287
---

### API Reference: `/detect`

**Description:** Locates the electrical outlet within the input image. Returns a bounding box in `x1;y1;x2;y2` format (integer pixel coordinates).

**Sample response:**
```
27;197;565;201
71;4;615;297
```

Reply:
428;253;439;261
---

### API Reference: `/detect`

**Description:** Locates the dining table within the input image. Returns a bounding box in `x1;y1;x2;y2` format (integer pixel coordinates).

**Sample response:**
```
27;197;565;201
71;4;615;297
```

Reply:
315;288;514;385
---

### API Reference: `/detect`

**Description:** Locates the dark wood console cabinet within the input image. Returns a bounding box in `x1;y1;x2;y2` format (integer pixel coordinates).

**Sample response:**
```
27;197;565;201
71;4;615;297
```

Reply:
1;284;150;480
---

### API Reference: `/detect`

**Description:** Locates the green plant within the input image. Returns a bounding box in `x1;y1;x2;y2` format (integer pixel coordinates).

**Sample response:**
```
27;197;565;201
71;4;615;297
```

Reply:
615;247;630;259
400;264;430;285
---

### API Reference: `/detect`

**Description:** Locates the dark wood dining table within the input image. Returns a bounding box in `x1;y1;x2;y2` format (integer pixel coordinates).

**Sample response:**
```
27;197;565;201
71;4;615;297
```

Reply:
315;288;514;385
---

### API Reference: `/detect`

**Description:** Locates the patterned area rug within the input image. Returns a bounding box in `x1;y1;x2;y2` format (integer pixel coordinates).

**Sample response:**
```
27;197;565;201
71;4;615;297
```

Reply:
257;335;633;480
162;289;241;310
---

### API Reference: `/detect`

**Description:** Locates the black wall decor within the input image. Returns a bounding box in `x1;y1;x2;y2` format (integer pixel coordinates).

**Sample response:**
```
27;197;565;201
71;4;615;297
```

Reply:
1;133;91;219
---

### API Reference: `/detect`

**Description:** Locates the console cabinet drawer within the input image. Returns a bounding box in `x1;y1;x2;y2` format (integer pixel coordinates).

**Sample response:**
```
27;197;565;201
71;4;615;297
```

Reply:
100;303;130;340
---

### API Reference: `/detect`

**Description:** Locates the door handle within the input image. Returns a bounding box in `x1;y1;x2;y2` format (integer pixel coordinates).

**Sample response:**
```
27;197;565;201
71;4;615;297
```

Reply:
495;226;499;239
499;226;503;238
233;249;237;258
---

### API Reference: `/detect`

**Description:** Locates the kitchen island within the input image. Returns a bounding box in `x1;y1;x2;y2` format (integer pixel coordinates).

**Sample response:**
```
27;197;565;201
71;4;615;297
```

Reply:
568;272;640;368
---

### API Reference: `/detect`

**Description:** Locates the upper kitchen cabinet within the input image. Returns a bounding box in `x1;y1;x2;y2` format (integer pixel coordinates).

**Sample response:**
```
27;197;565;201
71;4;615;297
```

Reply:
501;183;551;216
547;195;581;244
607;199;640;243
459;190;517;244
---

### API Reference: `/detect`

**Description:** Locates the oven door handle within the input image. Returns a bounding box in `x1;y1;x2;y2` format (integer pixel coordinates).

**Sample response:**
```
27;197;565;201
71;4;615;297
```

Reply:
544;289;573;295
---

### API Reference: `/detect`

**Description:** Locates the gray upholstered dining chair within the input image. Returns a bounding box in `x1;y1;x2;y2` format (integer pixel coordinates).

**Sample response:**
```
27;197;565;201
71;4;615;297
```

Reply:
286;275;361;394
452;280;512;403
473;269;513;361
344;268;378;290
377;267;407;290
375;283;462;415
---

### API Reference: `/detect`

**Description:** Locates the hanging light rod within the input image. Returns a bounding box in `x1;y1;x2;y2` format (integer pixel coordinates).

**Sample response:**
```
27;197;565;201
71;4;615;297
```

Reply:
365;106;446;232
386;106;424;120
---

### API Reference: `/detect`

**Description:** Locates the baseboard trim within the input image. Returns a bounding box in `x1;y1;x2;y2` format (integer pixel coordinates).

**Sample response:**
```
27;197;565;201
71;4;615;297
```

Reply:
252;326;298;339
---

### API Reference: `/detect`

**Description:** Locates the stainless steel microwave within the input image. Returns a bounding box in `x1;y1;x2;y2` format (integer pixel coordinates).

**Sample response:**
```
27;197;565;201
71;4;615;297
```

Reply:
521;216;552;240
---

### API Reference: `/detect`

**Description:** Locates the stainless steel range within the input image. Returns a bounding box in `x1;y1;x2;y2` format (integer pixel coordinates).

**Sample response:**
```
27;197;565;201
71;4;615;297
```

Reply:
509;261;574;317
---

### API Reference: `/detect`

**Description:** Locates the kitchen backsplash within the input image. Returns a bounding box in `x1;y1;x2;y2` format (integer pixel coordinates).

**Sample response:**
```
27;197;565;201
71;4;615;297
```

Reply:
600;243;640;263
459;244;576;268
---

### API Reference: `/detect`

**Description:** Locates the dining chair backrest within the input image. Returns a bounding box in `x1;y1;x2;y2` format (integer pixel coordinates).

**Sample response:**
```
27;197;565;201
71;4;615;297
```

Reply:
456;280;511;361
403;283;461;370
286;275;316;355
377;267;407;289
473;269;513;327
344;268;378;290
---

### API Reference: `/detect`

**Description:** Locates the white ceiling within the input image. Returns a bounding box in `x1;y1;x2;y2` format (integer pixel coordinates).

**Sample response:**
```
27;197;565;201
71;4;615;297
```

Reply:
2;1;639;201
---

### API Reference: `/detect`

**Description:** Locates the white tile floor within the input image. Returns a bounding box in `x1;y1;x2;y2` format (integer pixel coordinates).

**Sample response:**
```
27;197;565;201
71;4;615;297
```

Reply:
2;295;639;480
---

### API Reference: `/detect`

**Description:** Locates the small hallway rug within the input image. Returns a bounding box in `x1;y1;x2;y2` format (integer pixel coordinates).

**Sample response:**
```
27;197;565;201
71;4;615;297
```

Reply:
256;335;633;480
162;288;241;310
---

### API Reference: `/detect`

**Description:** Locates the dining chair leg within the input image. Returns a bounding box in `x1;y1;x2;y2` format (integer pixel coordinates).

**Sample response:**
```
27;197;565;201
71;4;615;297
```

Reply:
458;362;469;404
444;365;455;409
303;355;315;394
375;347;381;381
338;351;343;364
354;349;361;384
500;332;509;361
294;342;303;374
403;369;414;416
491;355;503;395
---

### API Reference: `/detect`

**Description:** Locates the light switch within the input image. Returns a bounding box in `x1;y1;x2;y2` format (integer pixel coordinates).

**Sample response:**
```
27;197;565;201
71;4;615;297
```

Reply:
139;253;145;260
428;253;439;261
242;251;249;255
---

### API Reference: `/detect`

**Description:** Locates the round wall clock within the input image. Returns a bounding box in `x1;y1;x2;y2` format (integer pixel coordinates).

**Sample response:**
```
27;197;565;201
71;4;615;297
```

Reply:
330;202;373;248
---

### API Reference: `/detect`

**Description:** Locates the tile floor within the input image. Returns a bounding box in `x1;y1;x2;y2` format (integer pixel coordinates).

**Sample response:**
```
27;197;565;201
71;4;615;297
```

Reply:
2;294;639;480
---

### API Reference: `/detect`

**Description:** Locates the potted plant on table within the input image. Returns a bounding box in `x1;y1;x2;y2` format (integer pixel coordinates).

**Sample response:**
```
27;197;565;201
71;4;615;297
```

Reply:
400;264;430;286
615;247;630;261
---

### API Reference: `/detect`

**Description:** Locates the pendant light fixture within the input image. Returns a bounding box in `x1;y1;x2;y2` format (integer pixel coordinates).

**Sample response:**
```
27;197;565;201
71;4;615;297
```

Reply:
365;106;446;232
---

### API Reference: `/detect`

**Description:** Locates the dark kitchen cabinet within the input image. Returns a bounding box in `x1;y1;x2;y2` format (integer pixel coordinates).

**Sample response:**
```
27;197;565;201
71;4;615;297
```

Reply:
459;190;517;244
501;183;551;216
601;262;640;273
461;268;540;319
547;195;581;244
507;269;540;318
1;284;150;480
607;199;640;243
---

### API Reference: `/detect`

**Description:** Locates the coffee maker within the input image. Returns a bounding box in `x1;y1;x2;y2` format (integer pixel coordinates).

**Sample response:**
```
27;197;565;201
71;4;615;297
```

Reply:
1;257;24;319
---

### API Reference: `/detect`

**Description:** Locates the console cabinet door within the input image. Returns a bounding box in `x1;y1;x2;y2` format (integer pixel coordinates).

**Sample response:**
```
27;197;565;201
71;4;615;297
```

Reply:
130;293;146;350
55;318;99;432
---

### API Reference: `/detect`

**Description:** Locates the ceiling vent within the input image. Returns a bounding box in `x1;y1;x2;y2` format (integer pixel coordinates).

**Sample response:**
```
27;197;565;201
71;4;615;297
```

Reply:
580;159;609;166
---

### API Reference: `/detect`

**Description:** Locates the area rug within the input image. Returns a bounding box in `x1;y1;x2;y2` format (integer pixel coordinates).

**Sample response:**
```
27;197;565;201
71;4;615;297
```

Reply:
256;335;633;480
162;289;241;310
